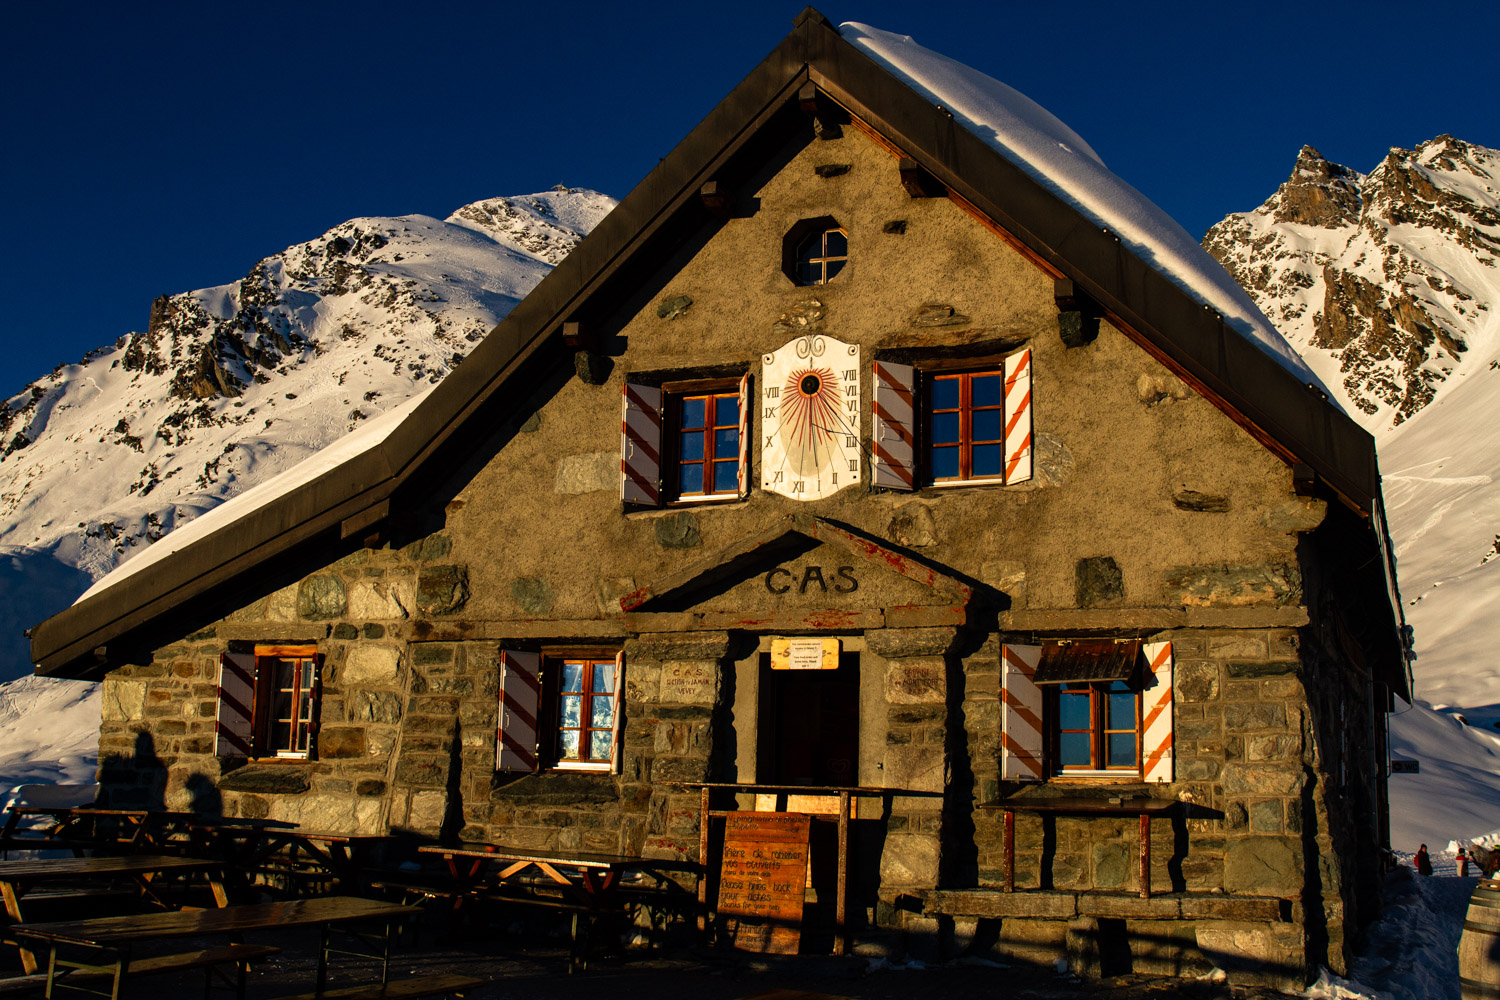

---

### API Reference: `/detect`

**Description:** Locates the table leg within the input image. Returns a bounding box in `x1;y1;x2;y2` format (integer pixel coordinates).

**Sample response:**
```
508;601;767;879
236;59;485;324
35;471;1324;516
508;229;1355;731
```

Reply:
836;791;849;957
697;786;710;942
1139;812;1151;900
317;923;331;995
1004;810;1015;892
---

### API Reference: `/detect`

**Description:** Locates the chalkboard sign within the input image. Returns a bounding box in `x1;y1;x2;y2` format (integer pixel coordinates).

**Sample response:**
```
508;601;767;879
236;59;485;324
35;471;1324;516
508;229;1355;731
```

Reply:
717;811;810;954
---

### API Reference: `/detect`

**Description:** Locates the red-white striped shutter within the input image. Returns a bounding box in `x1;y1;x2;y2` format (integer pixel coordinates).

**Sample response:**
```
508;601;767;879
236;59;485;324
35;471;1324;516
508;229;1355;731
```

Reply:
215;651;257;758
1001;644;1044;780
1003;348;1033;484
1141;641;1174;782
609;650;626;775
737;372;751;499
621;382;662;507
872;361;916;490
497;649;542;773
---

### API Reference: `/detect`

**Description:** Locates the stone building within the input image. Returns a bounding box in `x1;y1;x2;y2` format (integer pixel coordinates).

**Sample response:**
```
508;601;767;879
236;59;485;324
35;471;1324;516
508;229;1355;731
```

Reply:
31;11;1409;989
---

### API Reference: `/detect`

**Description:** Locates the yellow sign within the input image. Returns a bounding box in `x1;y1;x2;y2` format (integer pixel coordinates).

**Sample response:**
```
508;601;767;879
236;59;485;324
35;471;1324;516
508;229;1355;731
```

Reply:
770;637;840;670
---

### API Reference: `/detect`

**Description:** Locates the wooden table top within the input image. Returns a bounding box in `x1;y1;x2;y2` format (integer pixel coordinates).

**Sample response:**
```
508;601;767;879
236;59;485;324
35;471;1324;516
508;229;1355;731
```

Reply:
417;844;700;871
0;854;220;881
978;796;1178;814
11;895;418;948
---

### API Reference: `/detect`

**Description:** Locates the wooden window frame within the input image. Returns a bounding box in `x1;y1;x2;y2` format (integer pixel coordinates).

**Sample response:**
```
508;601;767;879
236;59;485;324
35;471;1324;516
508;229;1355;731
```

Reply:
662;377;742;505
1045;680;1142;779
541;648;622;772
920;365;1007;486
251;644;318;760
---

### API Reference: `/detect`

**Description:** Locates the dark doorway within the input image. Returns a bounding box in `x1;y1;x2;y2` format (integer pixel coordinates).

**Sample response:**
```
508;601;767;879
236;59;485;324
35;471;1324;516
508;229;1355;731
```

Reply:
757;651;859;787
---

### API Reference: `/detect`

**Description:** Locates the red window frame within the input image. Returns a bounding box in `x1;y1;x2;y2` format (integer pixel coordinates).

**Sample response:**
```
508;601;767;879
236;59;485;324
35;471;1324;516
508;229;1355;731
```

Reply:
252;644;318;758
549;654;619;769
666;382;741;502
1048;681;1141;775
925;368;1006;484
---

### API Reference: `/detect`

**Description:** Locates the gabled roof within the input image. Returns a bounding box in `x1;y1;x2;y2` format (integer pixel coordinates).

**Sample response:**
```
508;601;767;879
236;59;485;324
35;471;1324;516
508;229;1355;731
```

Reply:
32;8;1385;681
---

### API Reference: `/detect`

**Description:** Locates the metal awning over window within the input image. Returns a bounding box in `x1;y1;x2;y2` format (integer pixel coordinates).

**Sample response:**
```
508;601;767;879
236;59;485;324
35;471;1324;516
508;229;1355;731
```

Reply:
1032;640;1143;685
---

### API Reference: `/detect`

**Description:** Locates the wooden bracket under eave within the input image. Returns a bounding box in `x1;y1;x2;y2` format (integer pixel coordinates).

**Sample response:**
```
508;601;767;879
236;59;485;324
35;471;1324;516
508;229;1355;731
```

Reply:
899;157;944;198
1054;277;1101;348
562;321;596;349
341;499;390;545
699;181;732;220
799;82;843;140
1293;463;1317;497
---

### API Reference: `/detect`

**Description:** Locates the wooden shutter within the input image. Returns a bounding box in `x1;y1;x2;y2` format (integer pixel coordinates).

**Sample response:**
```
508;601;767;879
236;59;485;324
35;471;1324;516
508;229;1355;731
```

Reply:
1001;644;1044;781
609;651;626;775
621;382;663;506
496;649;542;773
737;371;751;499
1141;641;1174;783
1003;348;1033;483
215;651;257;758
872;360;915;490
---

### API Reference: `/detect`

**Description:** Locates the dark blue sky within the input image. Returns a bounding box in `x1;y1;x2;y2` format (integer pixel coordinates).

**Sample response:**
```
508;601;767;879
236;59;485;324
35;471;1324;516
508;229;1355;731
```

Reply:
3;1;1493;395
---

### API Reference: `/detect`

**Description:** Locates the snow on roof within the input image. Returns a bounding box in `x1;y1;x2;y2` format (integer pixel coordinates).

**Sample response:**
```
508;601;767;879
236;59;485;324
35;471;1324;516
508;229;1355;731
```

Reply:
840;23;1334;399
74;387;435;605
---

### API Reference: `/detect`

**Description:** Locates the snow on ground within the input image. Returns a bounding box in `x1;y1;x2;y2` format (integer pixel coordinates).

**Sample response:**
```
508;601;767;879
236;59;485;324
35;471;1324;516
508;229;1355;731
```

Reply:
839;22;1333;398
0;674;99;793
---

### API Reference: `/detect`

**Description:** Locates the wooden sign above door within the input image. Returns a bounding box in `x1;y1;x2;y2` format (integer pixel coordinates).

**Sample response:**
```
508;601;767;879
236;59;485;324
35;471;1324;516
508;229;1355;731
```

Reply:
770;637;841;670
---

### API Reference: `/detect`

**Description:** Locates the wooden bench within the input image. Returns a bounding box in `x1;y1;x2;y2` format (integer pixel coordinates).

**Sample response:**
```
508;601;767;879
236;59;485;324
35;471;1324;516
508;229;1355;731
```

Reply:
42;943;281;997
268;973;487;1000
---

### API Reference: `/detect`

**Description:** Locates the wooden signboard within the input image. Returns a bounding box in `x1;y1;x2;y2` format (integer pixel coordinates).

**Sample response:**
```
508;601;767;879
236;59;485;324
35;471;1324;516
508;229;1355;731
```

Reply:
770;637;840;670
717;811;810;954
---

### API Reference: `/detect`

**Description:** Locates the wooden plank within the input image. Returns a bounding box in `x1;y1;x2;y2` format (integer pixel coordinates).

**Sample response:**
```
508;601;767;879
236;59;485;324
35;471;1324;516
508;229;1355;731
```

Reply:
12;896;417;947
884;604;966;628
269;973;487;1000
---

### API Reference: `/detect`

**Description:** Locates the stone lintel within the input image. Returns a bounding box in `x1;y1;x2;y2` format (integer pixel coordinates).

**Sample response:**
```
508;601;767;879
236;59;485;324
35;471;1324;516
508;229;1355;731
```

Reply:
404;619;628;641
997;607;1308;632
924;889;1289;922
216;623;329;643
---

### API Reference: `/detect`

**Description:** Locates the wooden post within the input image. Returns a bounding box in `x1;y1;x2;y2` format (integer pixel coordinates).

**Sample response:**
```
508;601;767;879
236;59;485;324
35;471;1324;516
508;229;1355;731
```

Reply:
1003;810;1015;892
698;786;711;940
836;791;850;956
1139;812;1151;900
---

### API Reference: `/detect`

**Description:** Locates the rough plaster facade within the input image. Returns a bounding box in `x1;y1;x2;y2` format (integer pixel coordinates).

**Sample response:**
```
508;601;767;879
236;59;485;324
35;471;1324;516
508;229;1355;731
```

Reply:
91;122;1392;988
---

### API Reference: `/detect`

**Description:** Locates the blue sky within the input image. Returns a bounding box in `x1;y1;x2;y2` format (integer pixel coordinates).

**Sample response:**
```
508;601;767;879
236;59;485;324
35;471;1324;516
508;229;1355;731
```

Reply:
3;1;1494;395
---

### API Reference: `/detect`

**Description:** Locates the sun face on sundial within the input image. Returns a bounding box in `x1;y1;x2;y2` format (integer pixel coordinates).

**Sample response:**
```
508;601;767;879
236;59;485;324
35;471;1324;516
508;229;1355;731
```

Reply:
760;334;861;500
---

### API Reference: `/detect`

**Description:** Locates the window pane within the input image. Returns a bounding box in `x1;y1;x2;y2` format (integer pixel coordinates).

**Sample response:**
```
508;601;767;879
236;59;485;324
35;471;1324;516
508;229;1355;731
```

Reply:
592;695;615;729
971;374;1003;408
1108;733;1137;768
679;430;704;461
971;409;1003;442
823;230;847;256
714;427;739;457
715;395;739;427
713;460;739;493
592;663;614;694
1058;691;1090;730
930;445;960;480
559;694;582;728
561;662;584;692
679;462;704;494
1060;732;1091;767
971;444;1004;477
559;730;581;760
589;730;614;761
931;377;960;410
931;411;960;444
1108;689;1136;729
680;397;705;429
270;686;292;725
799;261;823;285
823;258;846;281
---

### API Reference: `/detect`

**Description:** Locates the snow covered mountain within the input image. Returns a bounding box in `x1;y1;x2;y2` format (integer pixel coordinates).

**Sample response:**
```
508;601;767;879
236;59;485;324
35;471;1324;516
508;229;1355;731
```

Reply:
1205;137;1500;848
0;188;616;683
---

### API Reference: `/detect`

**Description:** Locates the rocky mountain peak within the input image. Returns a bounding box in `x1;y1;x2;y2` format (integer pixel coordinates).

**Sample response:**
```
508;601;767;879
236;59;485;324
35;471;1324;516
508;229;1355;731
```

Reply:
1266;145;1365;228
1205;136;1499;430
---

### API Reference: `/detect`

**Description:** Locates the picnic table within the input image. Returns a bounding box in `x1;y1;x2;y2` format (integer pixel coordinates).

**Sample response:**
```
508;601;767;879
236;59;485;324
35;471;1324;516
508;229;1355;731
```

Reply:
0;854;231;974
11;894;421;999
185;819;391;894
0;807;199;857
413;844;701;970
